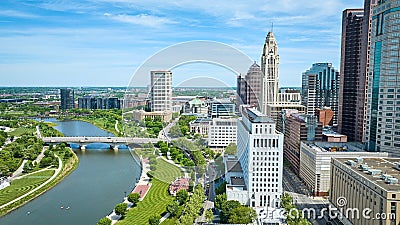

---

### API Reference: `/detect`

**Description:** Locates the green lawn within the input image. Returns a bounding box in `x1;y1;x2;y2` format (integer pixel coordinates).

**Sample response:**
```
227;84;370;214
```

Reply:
0;170;55;206
117;158;182;225
9;127;35;136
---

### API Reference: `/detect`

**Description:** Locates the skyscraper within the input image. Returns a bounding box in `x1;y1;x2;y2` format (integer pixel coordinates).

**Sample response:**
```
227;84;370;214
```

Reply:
338;9;365;141
245;62;263;108
60;88;74;110
237;108;283;208
365;0;400;154
338;0;378;142
150;71;172;112
261;32;280;112
301;63;340;126
259;32;305;120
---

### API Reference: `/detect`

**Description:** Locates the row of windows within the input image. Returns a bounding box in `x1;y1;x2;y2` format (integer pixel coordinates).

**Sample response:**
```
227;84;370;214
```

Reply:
253;138;279;148
253;151;279;156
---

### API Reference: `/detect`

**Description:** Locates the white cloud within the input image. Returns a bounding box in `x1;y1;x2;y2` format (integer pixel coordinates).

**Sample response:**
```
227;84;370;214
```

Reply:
104;13;176;27
0;10;39;18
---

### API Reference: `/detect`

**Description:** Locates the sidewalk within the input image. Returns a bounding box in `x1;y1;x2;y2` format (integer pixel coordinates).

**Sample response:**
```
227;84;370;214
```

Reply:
107;157;152;224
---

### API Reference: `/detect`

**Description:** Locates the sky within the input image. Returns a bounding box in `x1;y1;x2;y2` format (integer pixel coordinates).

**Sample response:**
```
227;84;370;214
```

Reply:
0;0;364;87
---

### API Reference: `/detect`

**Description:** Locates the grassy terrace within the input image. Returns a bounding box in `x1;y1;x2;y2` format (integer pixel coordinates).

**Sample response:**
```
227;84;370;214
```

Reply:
0;170;55;206
0;148;79;217
118;158;182;225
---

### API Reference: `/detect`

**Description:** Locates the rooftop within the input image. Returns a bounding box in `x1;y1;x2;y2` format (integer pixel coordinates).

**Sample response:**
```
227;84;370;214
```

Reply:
231;177;246;186
226;160;243;173
336;157;400;192
245;108;274;123
305;142;365;153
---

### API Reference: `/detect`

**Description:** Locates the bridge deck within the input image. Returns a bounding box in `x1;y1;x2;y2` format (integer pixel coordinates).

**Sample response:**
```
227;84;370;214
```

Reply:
42;137;160;144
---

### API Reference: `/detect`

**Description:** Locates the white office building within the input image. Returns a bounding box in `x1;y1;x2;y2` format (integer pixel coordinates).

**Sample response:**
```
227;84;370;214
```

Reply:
237;108;284;208
208;117;237;149
150;71;172;112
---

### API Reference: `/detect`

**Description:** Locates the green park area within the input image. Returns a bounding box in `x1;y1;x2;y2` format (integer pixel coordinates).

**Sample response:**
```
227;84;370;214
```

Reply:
0;170;55;206
117;158;182;225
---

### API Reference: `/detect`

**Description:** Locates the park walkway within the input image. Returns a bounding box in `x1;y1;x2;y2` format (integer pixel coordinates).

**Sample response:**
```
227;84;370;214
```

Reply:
107;157;152;225
0;155;62;209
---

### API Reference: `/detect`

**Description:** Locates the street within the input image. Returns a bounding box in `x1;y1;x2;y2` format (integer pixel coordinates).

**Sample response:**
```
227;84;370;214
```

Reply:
283;166;342;225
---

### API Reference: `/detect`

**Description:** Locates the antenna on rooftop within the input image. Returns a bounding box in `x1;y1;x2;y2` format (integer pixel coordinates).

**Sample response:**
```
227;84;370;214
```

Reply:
271;22;274;32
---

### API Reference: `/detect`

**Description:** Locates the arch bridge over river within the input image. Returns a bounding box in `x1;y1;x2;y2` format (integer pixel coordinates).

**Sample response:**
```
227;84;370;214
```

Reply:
42;137;161;150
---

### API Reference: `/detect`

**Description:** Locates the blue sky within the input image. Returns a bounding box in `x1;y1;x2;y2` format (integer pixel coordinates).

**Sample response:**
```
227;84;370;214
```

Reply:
0;0;364;87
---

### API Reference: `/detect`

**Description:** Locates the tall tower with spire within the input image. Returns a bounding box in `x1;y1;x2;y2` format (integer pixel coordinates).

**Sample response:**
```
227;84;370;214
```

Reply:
261;32;280;113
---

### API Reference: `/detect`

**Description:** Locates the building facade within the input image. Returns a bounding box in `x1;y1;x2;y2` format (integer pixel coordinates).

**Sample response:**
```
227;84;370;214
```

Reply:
245;62;263;108
207;99;235;118
331;157;400;225
150;71;172;112
78;97;121;110
302;63;340;126
339;8;365;142
208;117;237;149
261;32;280;112
282;113;322;175
365;0;400;155
300;142;388;196
60;88;74;110
237;108;283;208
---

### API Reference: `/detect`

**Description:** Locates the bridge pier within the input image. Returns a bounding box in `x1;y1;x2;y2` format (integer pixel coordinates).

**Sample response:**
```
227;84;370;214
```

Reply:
110;144;119;152
81;145;86;151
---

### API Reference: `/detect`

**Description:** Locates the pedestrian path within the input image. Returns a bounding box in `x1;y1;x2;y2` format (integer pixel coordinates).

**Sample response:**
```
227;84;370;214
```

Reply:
107;157;152;224
0;155;62;209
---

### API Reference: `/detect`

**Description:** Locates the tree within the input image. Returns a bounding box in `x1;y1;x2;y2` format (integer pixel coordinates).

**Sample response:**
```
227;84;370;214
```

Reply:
97;217;112;225
224;143;237;155
228;205;257;224
215;181;227;195
148;214;161;225
215;193;227;209
220;200;241;223
114;203;128;217
176;189;189;205
166;201;180;216
127;193;140;206
205;209;214;223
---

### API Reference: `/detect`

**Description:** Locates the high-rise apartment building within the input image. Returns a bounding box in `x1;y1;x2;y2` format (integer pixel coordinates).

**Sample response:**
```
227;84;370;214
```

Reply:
339;0;378;142
339;9;365;141
237;108;283;208
365;0;400;155
78;97;121;110
60;88;74;110
302;63;340;126
150;71;172;112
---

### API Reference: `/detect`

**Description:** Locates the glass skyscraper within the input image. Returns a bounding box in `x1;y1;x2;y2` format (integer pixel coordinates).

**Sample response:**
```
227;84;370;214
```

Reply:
301;63;340;126
365;0;400;155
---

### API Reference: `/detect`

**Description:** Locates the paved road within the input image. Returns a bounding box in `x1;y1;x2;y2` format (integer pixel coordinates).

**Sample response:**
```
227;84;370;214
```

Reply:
283;166;335;225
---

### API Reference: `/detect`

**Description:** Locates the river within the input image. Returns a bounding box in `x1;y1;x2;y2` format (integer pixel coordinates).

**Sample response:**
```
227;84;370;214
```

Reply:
0;119;141;225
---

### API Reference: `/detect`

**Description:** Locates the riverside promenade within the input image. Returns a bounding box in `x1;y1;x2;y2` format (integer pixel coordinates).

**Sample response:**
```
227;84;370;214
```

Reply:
107;156;151;224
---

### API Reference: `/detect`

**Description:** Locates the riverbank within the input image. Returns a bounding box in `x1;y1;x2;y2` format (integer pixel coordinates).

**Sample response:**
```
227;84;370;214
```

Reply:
0;148;79;217
67;117;121;136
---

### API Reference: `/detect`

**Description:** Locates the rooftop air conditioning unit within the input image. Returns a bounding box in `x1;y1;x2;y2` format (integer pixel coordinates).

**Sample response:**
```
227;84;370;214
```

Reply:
386;178;399;185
